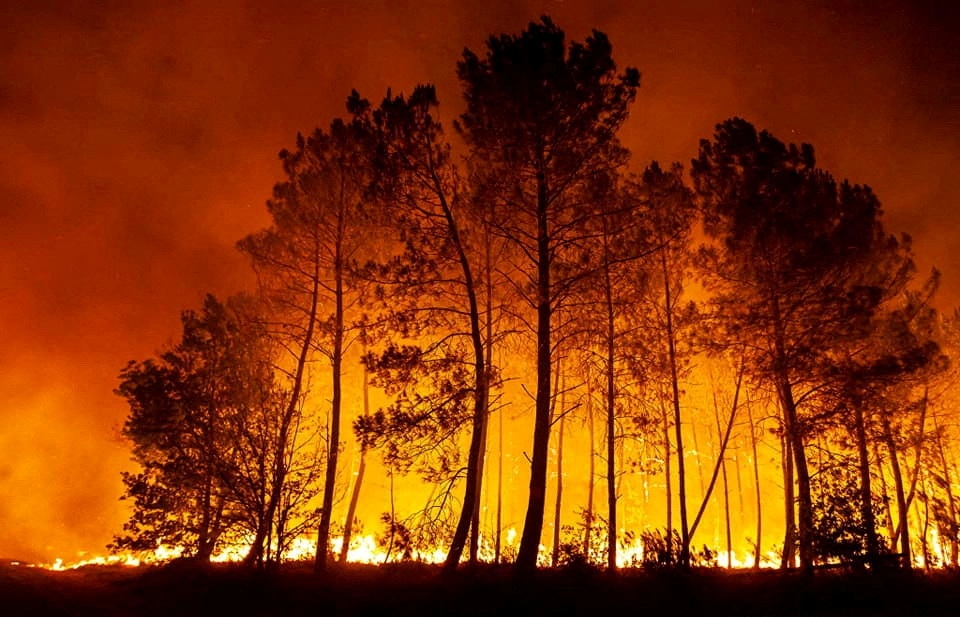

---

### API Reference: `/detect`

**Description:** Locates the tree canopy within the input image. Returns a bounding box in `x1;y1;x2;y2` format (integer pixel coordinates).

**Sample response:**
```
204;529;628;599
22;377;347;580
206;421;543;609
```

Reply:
112;18;960;576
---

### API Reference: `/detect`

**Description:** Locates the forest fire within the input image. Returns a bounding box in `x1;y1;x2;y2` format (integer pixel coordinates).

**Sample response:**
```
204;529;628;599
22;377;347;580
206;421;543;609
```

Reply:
31;532;782;572
3;10;960;615
33;533;468;570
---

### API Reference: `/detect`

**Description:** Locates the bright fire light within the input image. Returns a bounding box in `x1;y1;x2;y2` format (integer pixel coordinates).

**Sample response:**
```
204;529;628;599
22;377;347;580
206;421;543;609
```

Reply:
20;531;860;571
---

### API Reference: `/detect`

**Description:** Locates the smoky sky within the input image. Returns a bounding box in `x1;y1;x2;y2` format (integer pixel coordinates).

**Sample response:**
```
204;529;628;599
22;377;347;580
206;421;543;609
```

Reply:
0;0;957;562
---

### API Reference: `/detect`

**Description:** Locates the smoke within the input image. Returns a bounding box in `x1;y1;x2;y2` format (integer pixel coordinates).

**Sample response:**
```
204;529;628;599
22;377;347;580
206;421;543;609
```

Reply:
0;0;957;561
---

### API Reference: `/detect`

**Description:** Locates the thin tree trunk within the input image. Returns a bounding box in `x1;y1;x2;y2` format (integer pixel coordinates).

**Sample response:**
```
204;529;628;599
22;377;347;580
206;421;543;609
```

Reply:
885;390;928;566
437;150;489;571
660;244;689;568
689;362;743;546
440;323;488;570
469;223;498;565
516;163;552;573
874;442;896;545
712;383;733;567
197;467;215;561
315;191;346;574
661;396;673;560
853;399;880;565
896;390;928;544
949;451;960;567
551;409;566;567
770;297;812;571
781;429;796;569
775;375;812;570
245;241;321;568
339;449;366;563
384;469;396;563
603;229;618;572
734;447;745;545
921;470;932;569
495;402;503;564
881;413;911;568
722;454;732;567
470;400;490;564
747;399;762;569
340;351;371;563
933;413;958;566
584;373;596;561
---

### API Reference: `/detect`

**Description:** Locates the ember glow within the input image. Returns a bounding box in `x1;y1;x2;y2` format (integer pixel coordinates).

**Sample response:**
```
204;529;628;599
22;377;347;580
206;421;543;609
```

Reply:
34;533;493;570
32;531;784;571
1;1;959;573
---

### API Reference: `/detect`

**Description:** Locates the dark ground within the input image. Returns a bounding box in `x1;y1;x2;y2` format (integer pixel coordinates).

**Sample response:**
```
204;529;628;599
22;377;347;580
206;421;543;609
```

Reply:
2;559;958;617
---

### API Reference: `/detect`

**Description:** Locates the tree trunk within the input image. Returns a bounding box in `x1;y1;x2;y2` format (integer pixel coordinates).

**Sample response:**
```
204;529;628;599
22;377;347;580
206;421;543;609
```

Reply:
340;355;371;563
721;452;732;567
516;165;553;573
881;413;911;568
438;153;489;571
315;200;346;574
873;442;897;545
584;373;596;561
734;446;745;546
896;390;928;547
949;453;960;567
770;296;812;571
781;429;796;569
934;413;959;567
775;375;812;570
688;363;742;550
712;385;733;567
495;403;504;564
469;224;498;565
661;245;689;568
245;243;321;568
747;399;762;569
384;470;396;563
921;470;932;569
551;409;566;567
197;467;215;561
469;399;490;564
339;449;366;563
440;296;488;570
853;399;880;565
603;230;618;572
661;397;672;561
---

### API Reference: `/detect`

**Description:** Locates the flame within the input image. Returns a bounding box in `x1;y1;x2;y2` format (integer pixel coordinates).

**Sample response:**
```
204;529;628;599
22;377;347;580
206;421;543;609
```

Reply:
27;533;452;570
14;527;871;571
42;553;143;571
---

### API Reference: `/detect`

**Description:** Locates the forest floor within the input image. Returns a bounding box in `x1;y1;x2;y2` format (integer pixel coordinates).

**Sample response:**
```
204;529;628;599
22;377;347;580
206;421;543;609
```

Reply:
2;558;959;616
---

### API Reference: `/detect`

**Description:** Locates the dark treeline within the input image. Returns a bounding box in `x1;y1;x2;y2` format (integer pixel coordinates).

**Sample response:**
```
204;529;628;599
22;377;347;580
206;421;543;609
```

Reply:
112;17;960;574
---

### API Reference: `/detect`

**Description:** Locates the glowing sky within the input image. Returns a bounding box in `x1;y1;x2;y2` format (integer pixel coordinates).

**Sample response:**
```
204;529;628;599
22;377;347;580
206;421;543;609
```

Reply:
1;0;958;562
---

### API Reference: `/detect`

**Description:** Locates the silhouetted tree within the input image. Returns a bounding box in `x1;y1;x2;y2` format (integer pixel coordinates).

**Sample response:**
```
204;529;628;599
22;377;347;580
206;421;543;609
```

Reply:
587;183;646;571
925;308;960;565
568;169;679;571
693;117;914;570
348;84;498;569
838;283;947;566
113;294;292;562
623;162;699;566
456;16;639;572
239;115;370;571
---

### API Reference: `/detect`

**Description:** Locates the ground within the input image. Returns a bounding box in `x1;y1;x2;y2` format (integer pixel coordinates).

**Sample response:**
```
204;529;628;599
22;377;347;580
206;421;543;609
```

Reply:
2;559;958;616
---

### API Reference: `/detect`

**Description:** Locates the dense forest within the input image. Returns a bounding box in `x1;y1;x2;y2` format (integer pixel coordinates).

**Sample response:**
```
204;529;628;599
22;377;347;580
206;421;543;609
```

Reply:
110;16;960;575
